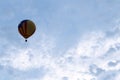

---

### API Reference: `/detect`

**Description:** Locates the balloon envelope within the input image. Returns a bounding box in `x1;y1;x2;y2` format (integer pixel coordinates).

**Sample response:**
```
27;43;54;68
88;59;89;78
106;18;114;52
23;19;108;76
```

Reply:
18;20;36;39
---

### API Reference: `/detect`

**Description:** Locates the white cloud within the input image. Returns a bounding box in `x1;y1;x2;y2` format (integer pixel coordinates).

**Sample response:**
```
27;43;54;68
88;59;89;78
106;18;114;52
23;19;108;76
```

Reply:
0;34;55;71
0;26;120;80
52;27;120;80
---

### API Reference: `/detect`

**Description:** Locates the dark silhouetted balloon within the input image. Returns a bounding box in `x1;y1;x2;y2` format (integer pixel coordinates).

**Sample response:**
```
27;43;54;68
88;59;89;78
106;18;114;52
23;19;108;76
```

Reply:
18;20;36;42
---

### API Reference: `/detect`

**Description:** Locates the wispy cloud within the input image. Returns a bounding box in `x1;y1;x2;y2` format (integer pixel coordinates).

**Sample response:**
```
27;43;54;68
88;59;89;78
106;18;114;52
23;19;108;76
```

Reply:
43;26;120;80
1;21;120;80
1;26;120;80
0;34;55;70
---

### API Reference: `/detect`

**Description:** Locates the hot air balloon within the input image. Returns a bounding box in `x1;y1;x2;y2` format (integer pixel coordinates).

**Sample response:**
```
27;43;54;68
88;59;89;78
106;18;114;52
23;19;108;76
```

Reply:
18;20;36;42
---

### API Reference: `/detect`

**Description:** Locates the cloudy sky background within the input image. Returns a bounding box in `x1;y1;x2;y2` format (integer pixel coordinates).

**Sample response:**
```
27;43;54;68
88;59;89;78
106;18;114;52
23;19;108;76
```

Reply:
0;0;120;80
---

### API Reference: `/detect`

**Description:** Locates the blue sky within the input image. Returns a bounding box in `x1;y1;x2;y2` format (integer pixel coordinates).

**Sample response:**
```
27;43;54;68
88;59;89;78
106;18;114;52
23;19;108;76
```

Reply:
0;0;120;80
